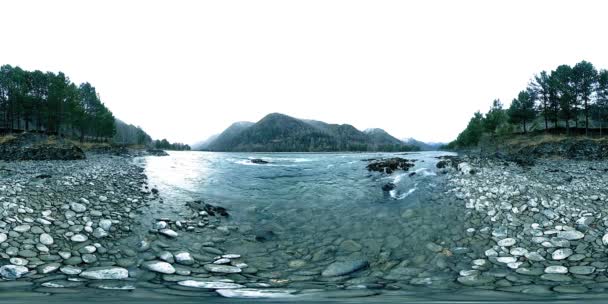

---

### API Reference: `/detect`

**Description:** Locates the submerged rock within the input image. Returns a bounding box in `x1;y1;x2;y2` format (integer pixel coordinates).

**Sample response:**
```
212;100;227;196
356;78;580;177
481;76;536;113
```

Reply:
79;266;129;280
250;159;269;164
177;280;244;289
142;261;176;274
204;264;242;274
321;260;368;277
216;288;297;298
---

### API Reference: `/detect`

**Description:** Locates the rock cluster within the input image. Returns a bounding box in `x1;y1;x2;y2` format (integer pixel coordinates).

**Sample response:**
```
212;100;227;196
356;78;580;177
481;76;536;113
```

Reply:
0;133;85;161
366;158;415;174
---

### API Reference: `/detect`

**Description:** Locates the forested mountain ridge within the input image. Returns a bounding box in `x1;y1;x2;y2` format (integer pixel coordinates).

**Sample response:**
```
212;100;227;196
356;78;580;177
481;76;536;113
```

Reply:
201;113;419;152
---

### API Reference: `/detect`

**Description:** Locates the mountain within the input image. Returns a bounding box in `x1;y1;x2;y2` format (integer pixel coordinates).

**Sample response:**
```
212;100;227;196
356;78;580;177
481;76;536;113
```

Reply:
364;128;403;146
401;137;444;151
204;121;255;151
191;134;219;150
200;113;419;152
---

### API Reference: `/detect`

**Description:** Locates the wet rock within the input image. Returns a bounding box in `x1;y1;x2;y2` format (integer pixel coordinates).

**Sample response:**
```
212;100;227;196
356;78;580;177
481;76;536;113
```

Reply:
79;266;129;280
174;251;195;265
204;264;242;274
366;158;414;174
250;159;269;164
457;275;495;286
177;280;245;289
39;233;54;245
159;229;179;238
321;260;368;277
556;230;584;240
142;261;176;274
0;265;29;280
216;288;296;298
381;183;396;192
569;266;595;275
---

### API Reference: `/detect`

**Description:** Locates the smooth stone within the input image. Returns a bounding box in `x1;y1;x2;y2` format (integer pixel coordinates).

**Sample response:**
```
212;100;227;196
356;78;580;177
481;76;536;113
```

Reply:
88;281;135;290
174;251;195;265
92;228;108;238
39;233;54;245
425;242;443;252
204;264;242;274
545;266;568;274
457;275;495;286
525;252;545;261
142;261;176;274
14;225;31;233
216;288;296;298
70;202;87;213
497;238;516;247
541;274;572;282
37;263;61;274
70;234;88;242
60;266;82;275
99;219;112;231
79;267;129;280
556;230;584;240
0;233;7;243
0;265;29;280
10;258;28;266
159;229;178;238
552;248;573;260
569;266;595;275
553;285;588;293
321;260;368;277
177;280;244;289
496;257;517;264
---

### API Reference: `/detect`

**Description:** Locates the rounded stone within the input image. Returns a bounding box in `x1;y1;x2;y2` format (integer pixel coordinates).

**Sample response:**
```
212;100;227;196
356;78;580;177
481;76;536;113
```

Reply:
545;266;568;274
552;248;573;260
39;233;54;245
497;238;516;247
142;261;176;274
71;234;88;242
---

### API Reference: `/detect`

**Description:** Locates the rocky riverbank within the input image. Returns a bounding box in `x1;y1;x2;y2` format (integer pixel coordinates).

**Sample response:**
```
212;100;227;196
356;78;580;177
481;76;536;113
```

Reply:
0;154;267;298
447;156;608;294
3;150;608;300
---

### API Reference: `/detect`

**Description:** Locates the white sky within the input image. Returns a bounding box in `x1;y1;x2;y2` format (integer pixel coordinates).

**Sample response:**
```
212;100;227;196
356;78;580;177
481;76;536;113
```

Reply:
2;0;608;144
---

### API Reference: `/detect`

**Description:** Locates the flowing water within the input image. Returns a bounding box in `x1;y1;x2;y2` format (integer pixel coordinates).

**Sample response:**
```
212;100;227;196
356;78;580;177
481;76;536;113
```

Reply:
5;151;604;303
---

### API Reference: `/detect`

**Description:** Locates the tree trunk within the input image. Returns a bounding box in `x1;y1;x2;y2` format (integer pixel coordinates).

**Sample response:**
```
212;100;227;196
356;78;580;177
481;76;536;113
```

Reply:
543;104;549;133
585;98;589;136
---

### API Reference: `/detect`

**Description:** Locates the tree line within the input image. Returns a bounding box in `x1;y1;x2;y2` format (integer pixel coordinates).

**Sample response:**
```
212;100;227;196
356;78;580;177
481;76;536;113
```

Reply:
153;139;191;151
449;61;608;148
0;65;116;141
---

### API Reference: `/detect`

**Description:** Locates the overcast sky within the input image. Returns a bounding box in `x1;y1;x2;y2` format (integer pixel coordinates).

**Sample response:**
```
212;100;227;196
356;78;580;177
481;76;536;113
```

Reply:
2;0;608;144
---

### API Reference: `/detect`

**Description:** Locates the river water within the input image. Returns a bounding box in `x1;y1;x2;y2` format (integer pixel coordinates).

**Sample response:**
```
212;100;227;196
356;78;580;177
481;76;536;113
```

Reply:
4;151;605;303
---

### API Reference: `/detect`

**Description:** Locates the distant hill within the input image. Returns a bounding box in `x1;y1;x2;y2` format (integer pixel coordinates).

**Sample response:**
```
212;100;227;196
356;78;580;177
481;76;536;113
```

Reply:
401;137;444;151
199;113;419;152
191;134;219;150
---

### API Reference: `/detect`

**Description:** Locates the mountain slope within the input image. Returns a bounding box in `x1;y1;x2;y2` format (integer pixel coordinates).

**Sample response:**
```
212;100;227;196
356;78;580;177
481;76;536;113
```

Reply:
204;121;254;151
401;137;444;151
364;128;403;145
202;113;418;152
191;134;219;150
